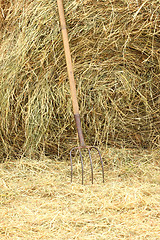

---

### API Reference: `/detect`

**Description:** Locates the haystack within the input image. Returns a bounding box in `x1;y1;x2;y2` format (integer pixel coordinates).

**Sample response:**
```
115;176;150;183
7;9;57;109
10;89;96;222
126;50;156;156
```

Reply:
0;0;159;160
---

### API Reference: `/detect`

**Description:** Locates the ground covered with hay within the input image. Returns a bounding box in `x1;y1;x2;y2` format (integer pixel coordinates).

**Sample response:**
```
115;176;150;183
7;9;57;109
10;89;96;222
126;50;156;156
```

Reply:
0;149;160;239
0;0;160;159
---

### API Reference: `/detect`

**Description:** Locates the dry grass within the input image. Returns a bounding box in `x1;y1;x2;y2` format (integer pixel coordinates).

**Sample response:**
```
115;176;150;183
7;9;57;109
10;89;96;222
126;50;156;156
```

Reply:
0;2;159;238
0;0;159;159
0;148;160;239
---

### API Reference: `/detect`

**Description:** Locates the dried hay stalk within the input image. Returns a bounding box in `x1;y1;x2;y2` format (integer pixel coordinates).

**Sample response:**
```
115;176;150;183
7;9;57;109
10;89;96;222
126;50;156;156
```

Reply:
0;0;159;159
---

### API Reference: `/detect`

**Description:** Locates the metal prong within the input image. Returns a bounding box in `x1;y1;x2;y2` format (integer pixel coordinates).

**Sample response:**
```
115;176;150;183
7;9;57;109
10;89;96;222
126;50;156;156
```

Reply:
88;148;93;184
90;146;104;183
70;148;74;183
79;149;84;185
70;146;84;184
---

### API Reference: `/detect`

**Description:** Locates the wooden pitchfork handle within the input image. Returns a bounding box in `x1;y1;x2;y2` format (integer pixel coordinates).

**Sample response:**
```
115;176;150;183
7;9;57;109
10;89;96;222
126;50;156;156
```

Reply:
57;0;85;147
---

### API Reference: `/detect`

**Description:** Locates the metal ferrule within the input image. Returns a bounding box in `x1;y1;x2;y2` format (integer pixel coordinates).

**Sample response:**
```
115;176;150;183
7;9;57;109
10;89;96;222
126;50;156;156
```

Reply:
74;114;85;147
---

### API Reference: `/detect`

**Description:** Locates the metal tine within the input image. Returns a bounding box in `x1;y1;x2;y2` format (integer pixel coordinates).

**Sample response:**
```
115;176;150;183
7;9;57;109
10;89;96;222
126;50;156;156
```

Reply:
70;146;84;184
79;149;84;185
90;146;105;183
70;148;73;183
88;148;94;184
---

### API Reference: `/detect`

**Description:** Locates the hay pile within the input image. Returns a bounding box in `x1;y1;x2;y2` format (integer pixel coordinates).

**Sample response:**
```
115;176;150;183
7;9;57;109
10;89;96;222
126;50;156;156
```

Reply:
0;0;159;159
0;150;160;239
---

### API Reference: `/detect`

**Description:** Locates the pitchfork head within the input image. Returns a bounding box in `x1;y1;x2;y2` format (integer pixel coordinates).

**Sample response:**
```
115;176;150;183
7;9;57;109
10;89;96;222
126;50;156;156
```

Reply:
70;145;104;185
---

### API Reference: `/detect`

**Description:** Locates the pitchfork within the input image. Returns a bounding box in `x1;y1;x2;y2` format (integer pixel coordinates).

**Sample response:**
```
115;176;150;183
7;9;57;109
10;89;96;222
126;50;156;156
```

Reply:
57;0;104;184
